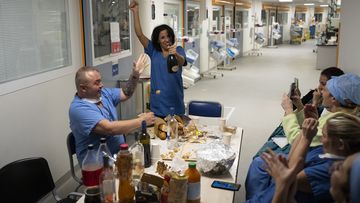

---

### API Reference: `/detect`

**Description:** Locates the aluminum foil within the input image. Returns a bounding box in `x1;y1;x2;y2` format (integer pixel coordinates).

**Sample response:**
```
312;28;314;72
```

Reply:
196;141;236;175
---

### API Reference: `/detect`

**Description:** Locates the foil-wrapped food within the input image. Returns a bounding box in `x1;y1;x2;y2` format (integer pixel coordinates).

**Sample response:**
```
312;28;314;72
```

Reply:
196;141;236;175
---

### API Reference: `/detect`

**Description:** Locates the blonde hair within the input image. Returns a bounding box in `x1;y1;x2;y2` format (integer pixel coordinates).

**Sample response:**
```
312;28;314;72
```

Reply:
326;113;360;154
75;66;99;91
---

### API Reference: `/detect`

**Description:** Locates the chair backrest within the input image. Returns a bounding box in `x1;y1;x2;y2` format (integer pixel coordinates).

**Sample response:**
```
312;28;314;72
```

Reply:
66;132;83;185
0;157;55;203
188;100;223;117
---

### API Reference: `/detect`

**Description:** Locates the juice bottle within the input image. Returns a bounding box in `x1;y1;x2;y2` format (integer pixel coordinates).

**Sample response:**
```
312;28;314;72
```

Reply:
82;144;103;187
185;162;201;203
116;143;135;203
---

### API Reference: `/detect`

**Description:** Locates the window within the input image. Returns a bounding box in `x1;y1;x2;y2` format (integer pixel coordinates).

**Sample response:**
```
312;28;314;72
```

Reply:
91;0;130;59
164;3;183;38
186;3;200;36
0;0;70;84
277;12;288;25
295;13;306;21
235;9;249;29
314;13;323;22
212;6;222;31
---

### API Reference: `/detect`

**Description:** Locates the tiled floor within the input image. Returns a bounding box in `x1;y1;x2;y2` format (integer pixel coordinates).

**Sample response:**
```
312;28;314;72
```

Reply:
45;40;320;203
184;40;319;202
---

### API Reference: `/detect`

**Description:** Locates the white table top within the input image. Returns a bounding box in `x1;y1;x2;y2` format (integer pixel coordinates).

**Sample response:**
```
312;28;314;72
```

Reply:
77;119;243;203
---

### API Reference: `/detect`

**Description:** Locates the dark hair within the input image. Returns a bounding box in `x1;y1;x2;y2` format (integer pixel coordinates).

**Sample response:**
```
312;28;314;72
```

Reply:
321;67;344;80
151;24;175;52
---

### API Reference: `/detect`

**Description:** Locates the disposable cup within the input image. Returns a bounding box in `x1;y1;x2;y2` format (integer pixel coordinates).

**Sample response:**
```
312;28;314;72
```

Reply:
223;132;232;146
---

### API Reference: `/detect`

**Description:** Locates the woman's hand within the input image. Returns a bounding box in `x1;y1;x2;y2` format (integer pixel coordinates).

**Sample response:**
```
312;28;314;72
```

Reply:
281;93;294;115
301;118;318;141
312;88;322;107
168;44;177;55
129;0;139;13
304;104;318;119
291;88;303;110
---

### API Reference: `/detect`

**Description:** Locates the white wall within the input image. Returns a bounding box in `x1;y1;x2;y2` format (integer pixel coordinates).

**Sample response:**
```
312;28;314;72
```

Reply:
0;0;82;181
338;0;360;75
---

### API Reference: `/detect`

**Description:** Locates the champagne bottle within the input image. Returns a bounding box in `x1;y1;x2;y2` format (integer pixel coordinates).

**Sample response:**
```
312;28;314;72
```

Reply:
167;53;178;73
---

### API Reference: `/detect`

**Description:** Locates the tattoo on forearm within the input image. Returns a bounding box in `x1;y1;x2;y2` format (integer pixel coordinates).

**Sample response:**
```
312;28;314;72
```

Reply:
123;73;139;97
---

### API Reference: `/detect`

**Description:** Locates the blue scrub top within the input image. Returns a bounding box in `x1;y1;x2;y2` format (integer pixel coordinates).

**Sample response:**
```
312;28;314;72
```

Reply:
69;88;125;166
145;40;186;117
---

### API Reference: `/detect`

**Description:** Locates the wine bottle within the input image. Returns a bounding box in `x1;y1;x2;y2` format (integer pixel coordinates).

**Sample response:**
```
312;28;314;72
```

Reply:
167;53;178;73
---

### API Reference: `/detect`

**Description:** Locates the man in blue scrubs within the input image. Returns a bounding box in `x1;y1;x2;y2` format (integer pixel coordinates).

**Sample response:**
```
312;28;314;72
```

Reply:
69;54;155;166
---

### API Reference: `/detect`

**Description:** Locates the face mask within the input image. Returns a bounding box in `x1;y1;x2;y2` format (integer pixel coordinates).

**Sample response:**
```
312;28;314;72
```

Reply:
319;153;346;160
82;97;102;104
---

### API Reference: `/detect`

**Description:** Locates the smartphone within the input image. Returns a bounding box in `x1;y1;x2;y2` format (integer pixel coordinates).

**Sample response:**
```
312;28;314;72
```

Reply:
289;82;296;98
211;180;241;191
289;78;299;98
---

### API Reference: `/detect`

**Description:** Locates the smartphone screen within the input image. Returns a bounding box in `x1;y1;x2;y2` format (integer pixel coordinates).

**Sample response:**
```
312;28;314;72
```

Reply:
211;180;241;191
289;82;296;98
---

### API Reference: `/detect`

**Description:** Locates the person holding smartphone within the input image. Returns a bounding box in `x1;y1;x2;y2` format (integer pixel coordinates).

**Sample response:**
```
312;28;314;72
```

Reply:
130;0;187;118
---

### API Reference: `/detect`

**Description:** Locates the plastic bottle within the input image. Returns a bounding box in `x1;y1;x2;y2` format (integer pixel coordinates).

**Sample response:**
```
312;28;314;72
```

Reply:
167;107;179;149
99;156;117;203
139;120;151;168
97;137;113;167
167;52;178;73
185;162;201;203
116;143;135;203
82;144;103;187
129;132;144;183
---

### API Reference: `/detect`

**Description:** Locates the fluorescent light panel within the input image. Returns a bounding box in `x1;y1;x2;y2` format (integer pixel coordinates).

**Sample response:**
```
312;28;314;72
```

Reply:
279;0;293;2
320;4;329;7
304;3;315;6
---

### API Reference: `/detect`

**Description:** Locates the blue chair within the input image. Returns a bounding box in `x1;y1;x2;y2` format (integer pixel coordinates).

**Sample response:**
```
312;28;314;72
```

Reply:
188;100;223;117
0;157;82;203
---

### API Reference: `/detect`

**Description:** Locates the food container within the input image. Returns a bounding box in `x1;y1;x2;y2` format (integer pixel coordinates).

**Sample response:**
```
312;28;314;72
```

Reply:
196;141;236;175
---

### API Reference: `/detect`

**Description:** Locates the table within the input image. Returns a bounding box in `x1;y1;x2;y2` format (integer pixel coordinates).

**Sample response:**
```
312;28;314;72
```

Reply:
77;119;243;203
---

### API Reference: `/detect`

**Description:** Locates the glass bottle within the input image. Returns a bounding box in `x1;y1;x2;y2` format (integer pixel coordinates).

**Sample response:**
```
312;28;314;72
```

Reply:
167;53;178;73
139;120;151;168
82;144;103;187
99;156;117;203
129;132;144;183
116;143;135;203
160;174;171;203
97;137;113;167
185;162;201;203
167;107;179;149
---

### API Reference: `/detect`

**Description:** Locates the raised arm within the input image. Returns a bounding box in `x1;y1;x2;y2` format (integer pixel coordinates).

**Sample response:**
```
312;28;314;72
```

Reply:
121;54;147;101
130;0;149;48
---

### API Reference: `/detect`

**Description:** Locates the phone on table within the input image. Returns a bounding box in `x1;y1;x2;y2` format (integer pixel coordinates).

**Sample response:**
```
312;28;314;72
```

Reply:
289;77;299;98
211;180;241;191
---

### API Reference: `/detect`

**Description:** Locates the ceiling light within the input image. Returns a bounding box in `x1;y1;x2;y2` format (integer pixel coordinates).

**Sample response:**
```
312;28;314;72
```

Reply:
279;0;293;2
236;2;243;5
320;4;328;7
304;3;315;6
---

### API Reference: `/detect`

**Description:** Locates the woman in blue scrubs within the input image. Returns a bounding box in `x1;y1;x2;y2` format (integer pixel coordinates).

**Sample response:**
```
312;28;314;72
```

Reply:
130;0;187;118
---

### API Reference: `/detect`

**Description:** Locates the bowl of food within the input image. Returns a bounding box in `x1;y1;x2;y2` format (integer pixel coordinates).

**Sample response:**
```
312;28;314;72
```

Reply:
196;141;236;175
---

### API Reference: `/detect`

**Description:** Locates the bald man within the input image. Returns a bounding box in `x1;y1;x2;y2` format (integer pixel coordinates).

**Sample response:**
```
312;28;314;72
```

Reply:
69;54;155;165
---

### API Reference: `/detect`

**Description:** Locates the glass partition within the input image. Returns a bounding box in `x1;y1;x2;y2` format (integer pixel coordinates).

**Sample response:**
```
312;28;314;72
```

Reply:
186;3;200;36
91;0;130;59
164;2;183;38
